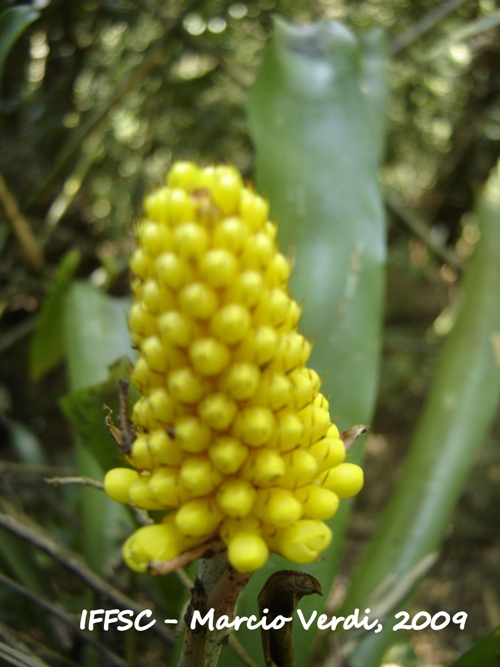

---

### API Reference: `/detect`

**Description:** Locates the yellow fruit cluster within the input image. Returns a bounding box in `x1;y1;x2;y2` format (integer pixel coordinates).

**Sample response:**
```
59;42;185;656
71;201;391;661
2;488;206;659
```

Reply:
104;162;363;574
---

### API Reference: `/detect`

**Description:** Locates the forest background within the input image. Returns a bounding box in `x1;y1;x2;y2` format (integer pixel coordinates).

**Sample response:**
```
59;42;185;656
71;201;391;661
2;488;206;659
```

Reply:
0;1;500;667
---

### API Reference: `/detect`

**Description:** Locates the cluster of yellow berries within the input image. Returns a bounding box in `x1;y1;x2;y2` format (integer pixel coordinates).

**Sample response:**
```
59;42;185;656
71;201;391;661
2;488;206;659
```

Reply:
104;162;363;574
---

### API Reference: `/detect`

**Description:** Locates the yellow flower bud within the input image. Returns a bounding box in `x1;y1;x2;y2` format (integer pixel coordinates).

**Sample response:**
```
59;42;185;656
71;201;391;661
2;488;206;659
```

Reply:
209;436;249;474
175;498;224;537
253;488;303;528
227;533;269;573
104;468;140;504
216;478;256;518
274;520;333;564
319;462;364;498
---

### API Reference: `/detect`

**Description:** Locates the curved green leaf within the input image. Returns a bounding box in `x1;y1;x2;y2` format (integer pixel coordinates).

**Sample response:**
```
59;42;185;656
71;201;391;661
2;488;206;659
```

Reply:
344;165;500;667
0;6;40;90
449;625;500;667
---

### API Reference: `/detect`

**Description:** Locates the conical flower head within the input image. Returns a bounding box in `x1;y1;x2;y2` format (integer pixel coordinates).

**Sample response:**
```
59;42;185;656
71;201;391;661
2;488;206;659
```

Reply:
105;162;364;573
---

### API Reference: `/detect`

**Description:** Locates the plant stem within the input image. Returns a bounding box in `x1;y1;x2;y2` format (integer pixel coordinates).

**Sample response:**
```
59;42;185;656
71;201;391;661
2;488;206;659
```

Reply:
178;552;252;667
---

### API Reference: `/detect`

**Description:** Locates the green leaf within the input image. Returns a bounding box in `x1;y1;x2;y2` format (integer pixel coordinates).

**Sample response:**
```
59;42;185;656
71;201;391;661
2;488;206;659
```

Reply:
0;6;40;90
30;249;80;381
448;626;500;667
63;282;136;573
343;166;500;667
219;18;387;667
64;281;134;391
60;357;138;473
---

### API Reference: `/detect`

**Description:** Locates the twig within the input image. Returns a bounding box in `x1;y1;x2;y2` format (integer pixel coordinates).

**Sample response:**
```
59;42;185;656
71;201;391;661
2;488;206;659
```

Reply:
390;0;469;54
387;196;462;270
0;173;44;271
0;572;128;667
149;538;226;576
0;503;175;646
44;476;104;490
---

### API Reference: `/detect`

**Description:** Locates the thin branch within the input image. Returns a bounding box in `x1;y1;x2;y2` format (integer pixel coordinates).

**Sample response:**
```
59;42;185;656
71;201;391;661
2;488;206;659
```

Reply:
0;502;175;646
44;476;104;490
0;572;128;667
387;196;462;270
149;538;226;576
390;0;469;54
0;173;44;271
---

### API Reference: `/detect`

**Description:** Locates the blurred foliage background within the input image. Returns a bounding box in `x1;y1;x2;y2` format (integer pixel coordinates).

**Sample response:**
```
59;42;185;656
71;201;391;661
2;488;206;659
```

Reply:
0;0;500;666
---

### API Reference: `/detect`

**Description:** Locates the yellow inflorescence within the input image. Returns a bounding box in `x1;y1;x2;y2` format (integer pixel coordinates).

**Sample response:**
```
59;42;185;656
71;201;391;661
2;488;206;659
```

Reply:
105;162;364;574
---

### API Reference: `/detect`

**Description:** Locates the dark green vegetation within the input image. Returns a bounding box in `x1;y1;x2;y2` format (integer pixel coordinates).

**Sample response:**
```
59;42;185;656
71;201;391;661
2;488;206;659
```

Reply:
0;1;500;667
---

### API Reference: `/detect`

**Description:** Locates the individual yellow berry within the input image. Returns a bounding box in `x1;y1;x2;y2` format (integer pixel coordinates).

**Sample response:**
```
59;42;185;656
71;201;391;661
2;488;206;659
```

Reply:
167;161;200;189
288;367;321;410
249;371;292;411
168;188;195;225
273;520;332;564
212;166;243;215
149;467;183;506
156;253;193;291
158;311;197;348
220;362;260;401
297;404;330;446
212;216;247;252
232;407;275;447
128;435;154;470
178;283;219;320
294;486;340;520
173;222;209;259
209;436;249;474
210;304;251;345
129;303;158;338
180;456;222;496
224;270;264;308
130;248;153;280
226;533;269;573
239;190;269;231
216;478;256;518
198;392;237;431
319;462;364;498
137;220;173;256
122;520;199;572
141;280;176;314
168;367;209;404
104;468;140;504
253;488;303;528
175;498;224;537
269;410;303;451
129;476;165;510
189;338;230;376
199;249;238;288
173;415;212;453
309;437;346;472
148;388;176;423
148;430;183;466
240;448;285;486
280;450;318;488
265;253;291;288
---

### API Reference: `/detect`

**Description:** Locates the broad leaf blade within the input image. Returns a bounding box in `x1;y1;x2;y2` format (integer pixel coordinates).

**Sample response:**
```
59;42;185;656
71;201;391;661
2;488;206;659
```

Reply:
219;18;387;667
